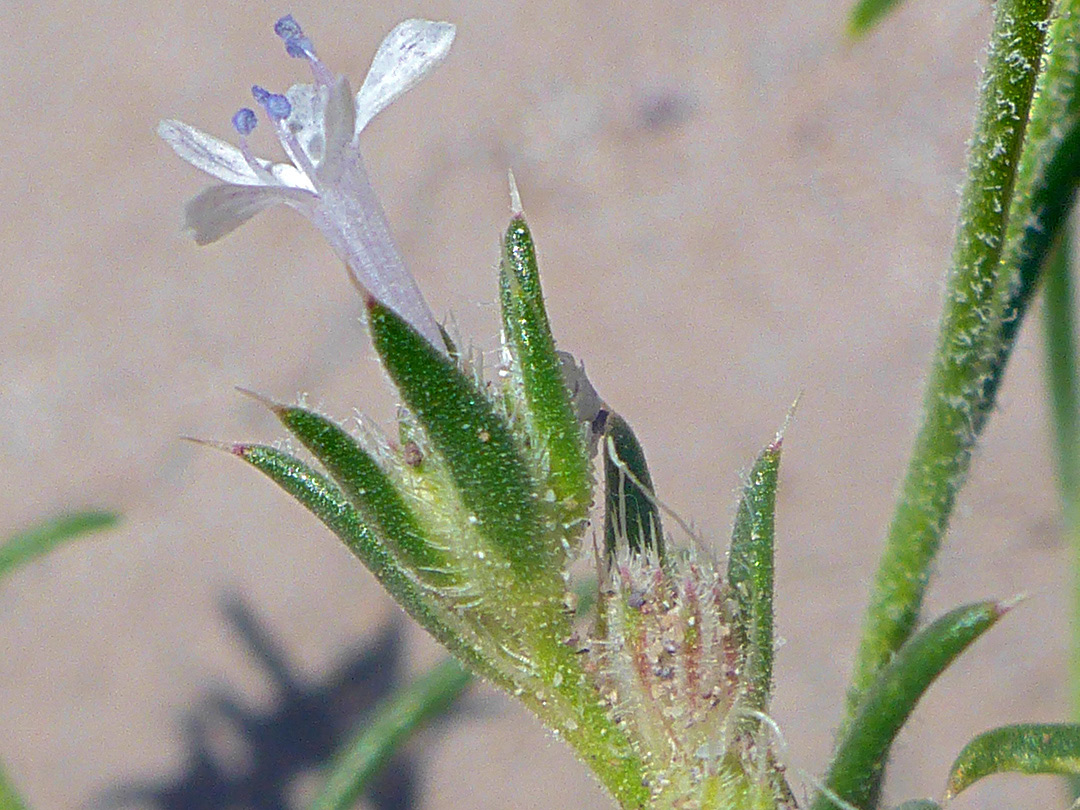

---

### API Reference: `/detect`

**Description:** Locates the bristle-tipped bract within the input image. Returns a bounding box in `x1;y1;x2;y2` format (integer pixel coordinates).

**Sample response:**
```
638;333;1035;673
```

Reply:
499;215;593;534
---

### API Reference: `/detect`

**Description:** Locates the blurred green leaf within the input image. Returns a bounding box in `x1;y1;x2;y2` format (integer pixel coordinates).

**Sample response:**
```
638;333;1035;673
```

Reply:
0;762;27;810
815;601;1005;810
312;657;470;810
727;434;783;718
891;802;940;810
945;723;1080;798
500;215;592;527
603;412;663;561
367;299;554;582
0;511;117;581
846;0;903;38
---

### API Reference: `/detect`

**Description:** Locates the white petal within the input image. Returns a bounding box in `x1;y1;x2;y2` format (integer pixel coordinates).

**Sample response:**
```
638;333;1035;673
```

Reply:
354;19;456;135
158;119;265;186
284;83;326;165
183;183;316;245
317;75;357;182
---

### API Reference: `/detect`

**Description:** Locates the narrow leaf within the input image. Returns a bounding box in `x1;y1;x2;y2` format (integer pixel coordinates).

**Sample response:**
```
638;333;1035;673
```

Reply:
845;0;1051;726
847;0;903;39
945;723;1080;798
727;434;782;715
500;215;592;524
233;443;504;687
891;802;940;810
603;412;663;561
0;763;26;810
0;511;118;580
312;657;470;810
366;299;552;581
814;601;1006;810
271;405;445;574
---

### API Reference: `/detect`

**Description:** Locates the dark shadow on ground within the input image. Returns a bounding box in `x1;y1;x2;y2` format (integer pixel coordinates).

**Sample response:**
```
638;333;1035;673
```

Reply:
98;594;445;810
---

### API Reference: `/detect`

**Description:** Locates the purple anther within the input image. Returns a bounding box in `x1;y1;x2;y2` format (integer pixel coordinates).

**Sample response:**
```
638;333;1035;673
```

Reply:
274;14;314;58
231;108;258;136
251;85;292;120
274;14;303;40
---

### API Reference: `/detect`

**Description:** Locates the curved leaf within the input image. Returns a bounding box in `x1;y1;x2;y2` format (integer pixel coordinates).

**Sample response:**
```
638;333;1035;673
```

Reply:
0;511;118;581
945;723;1080;798
814;601;1006;810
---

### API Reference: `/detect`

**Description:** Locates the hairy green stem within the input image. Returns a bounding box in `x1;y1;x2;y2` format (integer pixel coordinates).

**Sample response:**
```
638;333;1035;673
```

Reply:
844;0;1051;724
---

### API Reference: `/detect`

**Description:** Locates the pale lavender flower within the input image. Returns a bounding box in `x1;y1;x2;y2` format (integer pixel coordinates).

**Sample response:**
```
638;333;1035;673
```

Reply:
158;16;455;351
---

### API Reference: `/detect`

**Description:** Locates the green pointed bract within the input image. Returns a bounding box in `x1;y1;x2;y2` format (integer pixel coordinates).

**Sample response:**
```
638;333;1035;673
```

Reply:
603;412;663;560
813;600;1006;810
272;405;444;575
232;443;504;688
945;723;1080;798
727;436;782;716
367;298;556;585
499;215;592;528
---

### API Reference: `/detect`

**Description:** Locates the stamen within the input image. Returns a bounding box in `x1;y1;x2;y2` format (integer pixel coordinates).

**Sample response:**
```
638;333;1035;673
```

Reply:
231;108;257;136
274;14;316;59
274;119;320;184
252;85;292;121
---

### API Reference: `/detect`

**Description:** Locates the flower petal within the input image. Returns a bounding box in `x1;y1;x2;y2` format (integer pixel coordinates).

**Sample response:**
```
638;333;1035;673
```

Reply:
158;119;266;186
183;183;316;245
318;75;357;182
284;83;326;165
354;19;456;135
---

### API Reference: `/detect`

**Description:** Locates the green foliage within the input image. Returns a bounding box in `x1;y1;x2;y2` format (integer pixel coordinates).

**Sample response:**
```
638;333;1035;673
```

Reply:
0;511;117;580
945;723;1080;797
846;0;903;38
367;298;556;583
0;765;27;810
727;433;783;722
312;658;471;810
845;0;1052;725
815;601;1005;810
500;215;593;530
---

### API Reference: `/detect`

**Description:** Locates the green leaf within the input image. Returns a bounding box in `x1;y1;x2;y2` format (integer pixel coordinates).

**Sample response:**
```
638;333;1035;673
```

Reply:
0;762;27;810
727;434;782;717
312;657;470;810
847;0;903;39
500;215;592;526
366;298;553;583
0;511;117;581
945;723;1080;798
891;802;940;810
270;404;446;575
602;412;663;560
233;443;504;688
844;0;1051;727
814;601;1006;810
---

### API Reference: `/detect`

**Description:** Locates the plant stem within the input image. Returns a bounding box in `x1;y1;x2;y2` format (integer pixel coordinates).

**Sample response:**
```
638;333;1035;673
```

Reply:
843;0;1051;725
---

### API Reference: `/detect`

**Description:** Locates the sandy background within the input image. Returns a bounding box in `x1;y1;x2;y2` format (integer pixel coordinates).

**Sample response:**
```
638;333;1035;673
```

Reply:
0;0;1071;808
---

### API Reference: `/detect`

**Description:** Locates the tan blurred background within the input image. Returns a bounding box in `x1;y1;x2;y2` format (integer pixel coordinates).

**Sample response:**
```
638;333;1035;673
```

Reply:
0;0;1070;808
